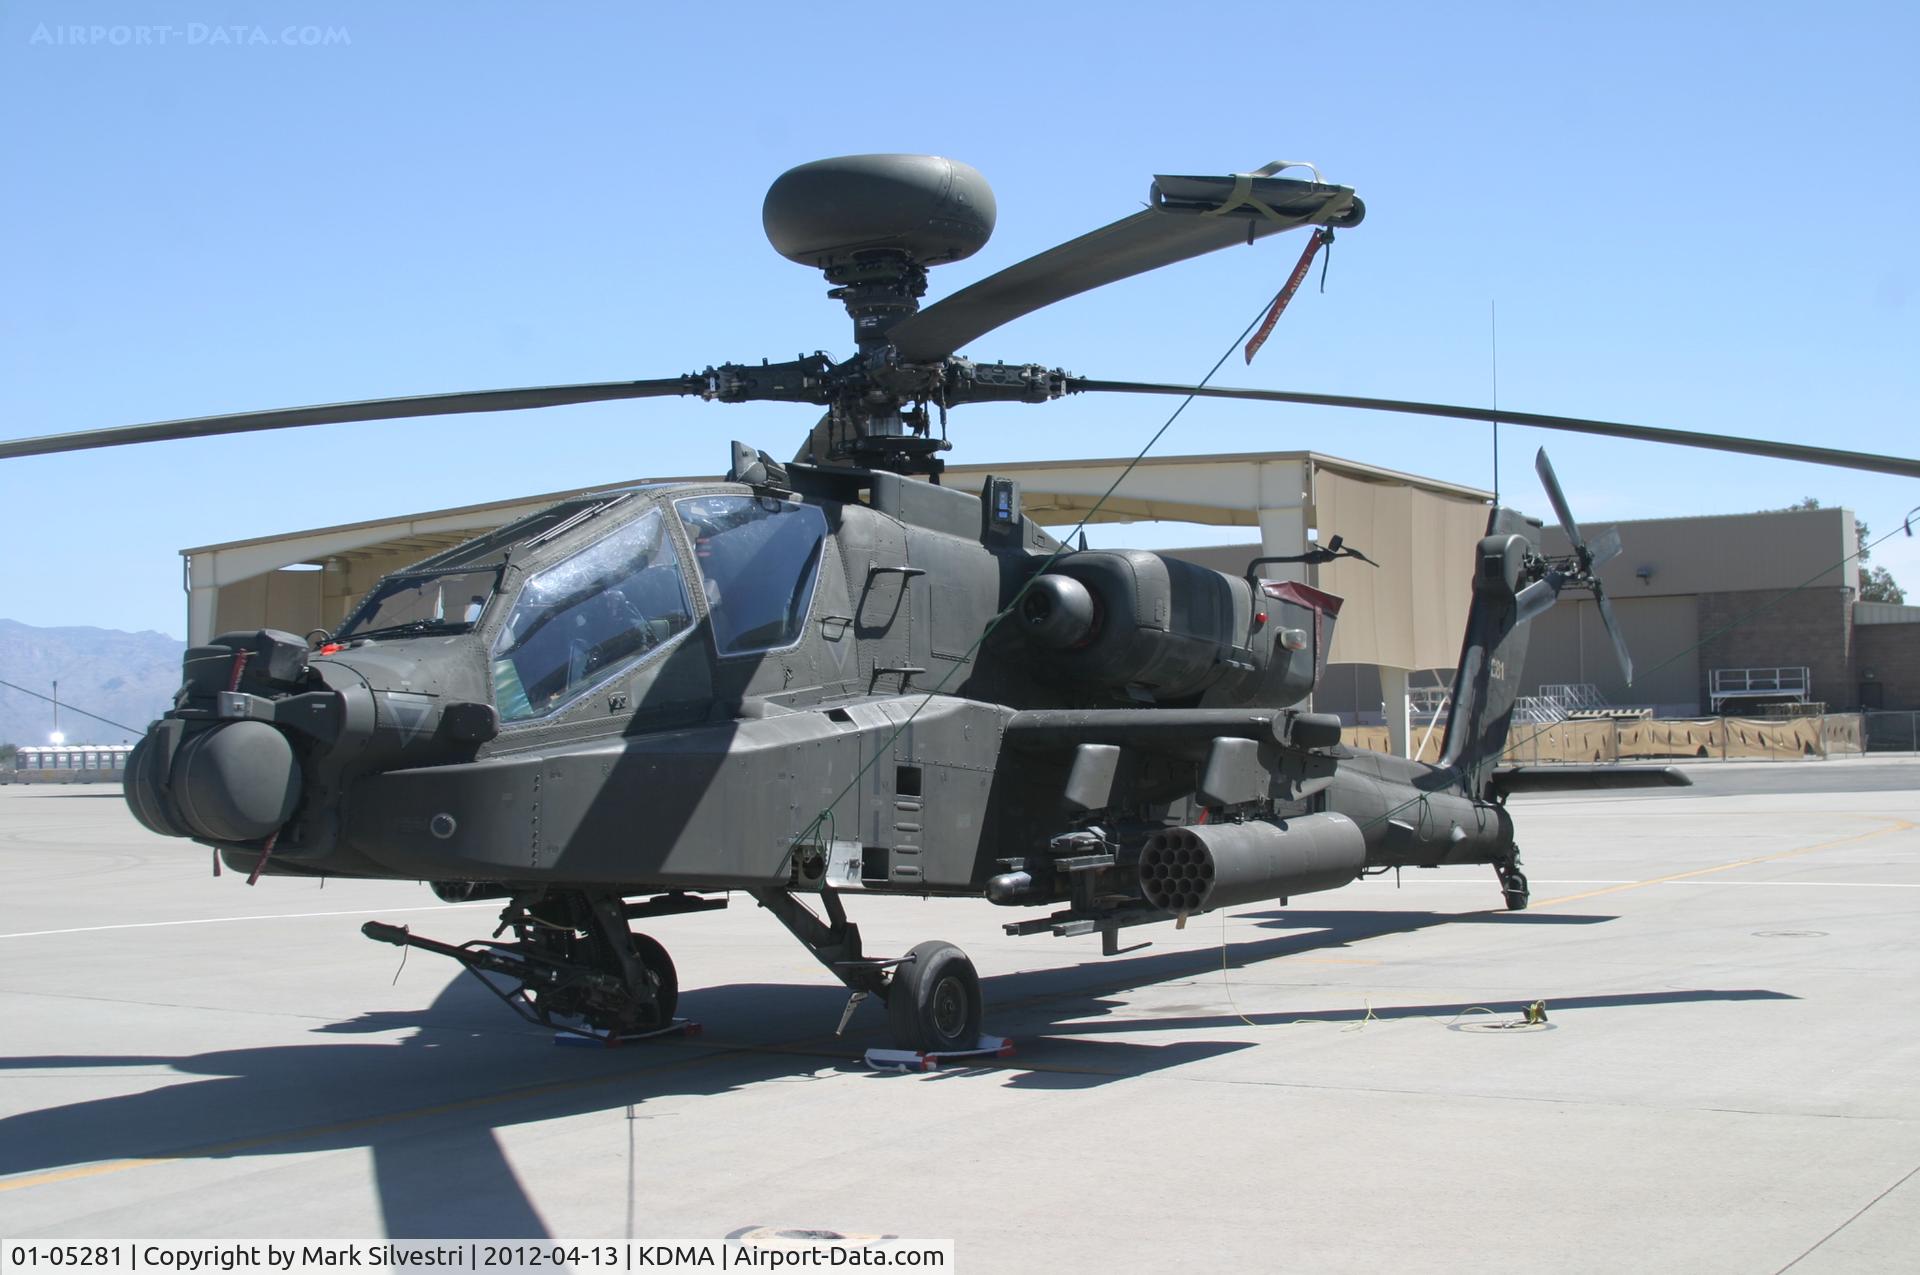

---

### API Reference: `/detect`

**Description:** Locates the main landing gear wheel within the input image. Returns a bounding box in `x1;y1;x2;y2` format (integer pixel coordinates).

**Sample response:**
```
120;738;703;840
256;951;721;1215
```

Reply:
630;931;678;1028
887;940;982;1053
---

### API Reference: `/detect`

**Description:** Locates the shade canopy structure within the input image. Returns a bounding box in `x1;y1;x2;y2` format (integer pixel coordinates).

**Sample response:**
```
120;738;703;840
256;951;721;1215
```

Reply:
181;450;1494;752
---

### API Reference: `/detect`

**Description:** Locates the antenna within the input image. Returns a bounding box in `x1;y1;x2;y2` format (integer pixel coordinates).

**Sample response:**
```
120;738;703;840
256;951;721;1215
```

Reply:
1490;300;1500;504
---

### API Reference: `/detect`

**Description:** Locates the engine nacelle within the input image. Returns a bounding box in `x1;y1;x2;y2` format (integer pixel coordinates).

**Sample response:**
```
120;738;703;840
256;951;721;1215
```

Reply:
1018;551;1338;707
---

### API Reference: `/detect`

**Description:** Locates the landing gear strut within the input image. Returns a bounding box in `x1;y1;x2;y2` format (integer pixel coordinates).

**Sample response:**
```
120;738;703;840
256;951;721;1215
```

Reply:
752;887;984;1051
1494;851;1530;911
363;888;683;1038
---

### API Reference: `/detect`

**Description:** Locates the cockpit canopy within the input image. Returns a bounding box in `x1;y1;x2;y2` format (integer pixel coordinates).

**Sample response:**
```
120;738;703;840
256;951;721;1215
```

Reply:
490;506;692;720
338;491;642;643
340;486;832;724
674;494;828;657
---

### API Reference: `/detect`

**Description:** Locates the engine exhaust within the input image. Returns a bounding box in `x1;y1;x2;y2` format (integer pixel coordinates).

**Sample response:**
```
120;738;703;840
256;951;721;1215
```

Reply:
1138;813;1365;914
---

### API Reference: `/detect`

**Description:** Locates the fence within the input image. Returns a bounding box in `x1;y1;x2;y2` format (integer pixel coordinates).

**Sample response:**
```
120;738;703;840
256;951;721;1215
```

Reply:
1865;711;1920;754
1708;666;1812;710
1349;713;1872;764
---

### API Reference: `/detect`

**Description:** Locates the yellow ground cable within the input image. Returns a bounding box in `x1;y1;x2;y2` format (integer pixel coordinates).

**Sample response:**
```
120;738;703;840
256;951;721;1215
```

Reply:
1215;909;1531;1032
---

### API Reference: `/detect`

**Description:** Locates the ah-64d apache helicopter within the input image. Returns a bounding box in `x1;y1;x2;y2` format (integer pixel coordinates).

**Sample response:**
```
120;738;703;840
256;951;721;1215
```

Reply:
8;155;1916;1053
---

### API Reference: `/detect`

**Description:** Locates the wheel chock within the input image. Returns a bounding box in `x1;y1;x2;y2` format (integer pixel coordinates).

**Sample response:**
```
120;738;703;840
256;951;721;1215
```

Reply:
863;1033;1015;1072
554;1017;702;1048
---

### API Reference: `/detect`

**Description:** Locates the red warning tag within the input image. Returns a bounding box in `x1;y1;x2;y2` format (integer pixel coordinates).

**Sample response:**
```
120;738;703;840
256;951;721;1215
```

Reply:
1244;228;1333;365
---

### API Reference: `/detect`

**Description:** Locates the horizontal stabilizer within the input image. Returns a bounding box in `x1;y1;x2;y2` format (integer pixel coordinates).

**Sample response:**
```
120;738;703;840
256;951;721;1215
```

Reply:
1488;765;1692;796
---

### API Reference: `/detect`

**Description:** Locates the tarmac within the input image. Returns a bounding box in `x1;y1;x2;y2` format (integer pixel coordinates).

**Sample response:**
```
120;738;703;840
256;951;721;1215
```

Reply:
1;758;1916;1273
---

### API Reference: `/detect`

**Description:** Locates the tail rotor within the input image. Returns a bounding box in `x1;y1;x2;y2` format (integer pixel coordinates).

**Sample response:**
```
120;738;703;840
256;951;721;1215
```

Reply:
1519;449;1634;686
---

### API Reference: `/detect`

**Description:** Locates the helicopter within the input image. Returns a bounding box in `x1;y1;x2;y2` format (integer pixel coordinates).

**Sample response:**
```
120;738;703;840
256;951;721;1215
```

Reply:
5;155;1916;1054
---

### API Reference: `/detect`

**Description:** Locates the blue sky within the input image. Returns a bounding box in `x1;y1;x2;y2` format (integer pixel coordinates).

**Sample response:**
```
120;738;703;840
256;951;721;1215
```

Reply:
2;1;1915;639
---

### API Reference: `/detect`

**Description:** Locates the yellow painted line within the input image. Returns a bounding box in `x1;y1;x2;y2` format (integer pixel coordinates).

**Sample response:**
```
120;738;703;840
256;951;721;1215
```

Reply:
3;946;1386;1194
1274;956;1381;966
1529;818;1916;910
0;1043;741;1195
17;820;1909;1192
4;1158;173;1190
0;901;498;941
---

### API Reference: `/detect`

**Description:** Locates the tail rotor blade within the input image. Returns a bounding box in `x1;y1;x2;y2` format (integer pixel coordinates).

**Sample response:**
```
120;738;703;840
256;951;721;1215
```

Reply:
1514;577;1561;625
1534;448;1585;554
1594;586;1635;687
1586;526;1623;571
1534;446;1631;682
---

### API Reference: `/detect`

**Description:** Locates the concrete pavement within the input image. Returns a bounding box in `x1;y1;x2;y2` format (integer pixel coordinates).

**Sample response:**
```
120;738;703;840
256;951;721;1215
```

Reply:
1;759;1916;1272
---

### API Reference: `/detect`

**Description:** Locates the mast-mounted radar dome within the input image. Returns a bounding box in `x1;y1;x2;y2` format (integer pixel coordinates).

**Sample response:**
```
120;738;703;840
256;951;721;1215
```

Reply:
763;154;995;270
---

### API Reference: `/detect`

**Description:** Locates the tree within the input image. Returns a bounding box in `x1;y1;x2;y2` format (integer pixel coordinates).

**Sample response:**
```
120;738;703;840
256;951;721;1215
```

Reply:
0;743;16;766
1862;565;1905;605
1765;498;1904;604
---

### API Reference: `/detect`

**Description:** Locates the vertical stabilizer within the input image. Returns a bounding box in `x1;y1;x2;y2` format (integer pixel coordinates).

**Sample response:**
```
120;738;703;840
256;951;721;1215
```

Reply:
1436;507;1540;796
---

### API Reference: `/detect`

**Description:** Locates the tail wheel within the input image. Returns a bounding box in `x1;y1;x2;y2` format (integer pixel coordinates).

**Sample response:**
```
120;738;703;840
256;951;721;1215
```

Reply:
630;931;678;1028
1496;858;1530;912
887;940;981;1053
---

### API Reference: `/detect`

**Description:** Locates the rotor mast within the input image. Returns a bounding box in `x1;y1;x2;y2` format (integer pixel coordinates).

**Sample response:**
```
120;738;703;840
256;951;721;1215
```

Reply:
827;252;928;356
825;250;928;456
761;154;998;473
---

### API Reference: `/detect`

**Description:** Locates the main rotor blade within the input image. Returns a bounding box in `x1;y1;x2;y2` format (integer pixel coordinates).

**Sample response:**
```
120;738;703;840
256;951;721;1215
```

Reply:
887;172;1361;364
0;376;706;460
1066;379;1920;479
1535;448;1586;552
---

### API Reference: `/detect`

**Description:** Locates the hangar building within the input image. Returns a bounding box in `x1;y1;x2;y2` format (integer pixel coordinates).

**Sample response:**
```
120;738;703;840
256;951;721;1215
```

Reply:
1174;505;1919;718
180;453;1919;745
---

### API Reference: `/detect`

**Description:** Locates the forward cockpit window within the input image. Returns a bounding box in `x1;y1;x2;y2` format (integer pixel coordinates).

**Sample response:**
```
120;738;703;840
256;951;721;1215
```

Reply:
675;495;828;655
338;495;641;642
490;508;693;721
340;568;499;640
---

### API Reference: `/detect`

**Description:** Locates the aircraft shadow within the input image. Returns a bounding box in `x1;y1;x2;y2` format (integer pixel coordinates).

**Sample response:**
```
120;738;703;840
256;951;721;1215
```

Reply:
12;790;127;799
0;904;1788;1236
0;973;847;1237
1004;987;1798;1038
962;906;1611;1022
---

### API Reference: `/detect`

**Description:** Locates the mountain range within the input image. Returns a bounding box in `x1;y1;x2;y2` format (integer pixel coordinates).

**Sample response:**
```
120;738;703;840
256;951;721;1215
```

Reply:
0;618;183;746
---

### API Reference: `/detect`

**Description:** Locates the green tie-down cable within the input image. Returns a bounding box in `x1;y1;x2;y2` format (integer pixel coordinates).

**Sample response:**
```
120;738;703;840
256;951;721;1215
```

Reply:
783;285;1310;869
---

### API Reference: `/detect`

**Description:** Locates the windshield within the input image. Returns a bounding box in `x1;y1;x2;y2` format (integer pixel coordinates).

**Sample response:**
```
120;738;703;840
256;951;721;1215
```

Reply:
339;568;499;639
490;507;693;721
336;492;642;641
675;494;828;655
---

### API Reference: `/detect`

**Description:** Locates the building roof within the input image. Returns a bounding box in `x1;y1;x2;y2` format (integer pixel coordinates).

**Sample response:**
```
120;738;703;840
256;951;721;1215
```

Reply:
954;450;1494;501
181;450;1490;556
181;449;1499;666
1538;506;1859;597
